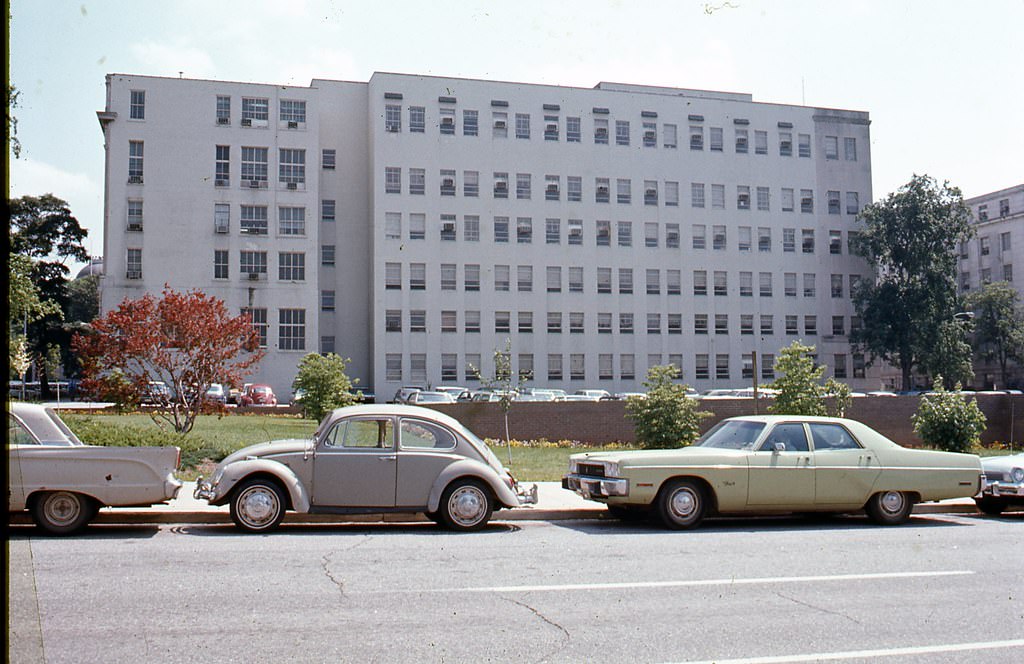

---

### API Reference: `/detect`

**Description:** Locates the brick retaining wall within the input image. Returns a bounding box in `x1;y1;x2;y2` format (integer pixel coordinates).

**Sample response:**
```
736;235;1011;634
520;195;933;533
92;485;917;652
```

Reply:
431;394;1024;447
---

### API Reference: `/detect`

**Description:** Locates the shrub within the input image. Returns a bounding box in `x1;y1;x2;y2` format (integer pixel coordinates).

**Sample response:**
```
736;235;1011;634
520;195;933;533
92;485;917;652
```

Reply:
912;378;987;453
291;353;361;422
626;365;710;449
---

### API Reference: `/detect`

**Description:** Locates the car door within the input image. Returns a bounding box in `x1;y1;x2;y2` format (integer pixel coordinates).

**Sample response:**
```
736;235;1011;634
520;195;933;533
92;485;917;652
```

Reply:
312;417;397;507
746;422;815;506
7;413;36;509
808;423;881;505
395;418;461;508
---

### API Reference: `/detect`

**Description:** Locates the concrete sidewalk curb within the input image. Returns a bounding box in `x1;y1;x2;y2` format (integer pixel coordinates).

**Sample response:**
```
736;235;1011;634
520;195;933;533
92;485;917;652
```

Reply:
8;502;985;527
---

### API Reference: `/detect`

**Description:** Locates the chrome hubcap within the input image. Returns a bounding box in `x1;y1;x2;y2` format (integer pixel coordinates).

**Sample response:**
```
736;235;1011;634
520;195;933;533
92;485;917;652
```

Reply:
880;491;905;514
239;486;279;527
44;492;81;526
449;486;486;526
671;488;698;518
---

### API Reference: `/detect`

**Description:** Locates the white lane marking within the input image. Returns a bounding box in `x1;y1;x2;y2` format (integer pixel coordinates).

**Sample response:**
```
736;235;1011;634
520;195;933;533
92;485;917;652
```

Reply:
676;638;1024;664
428;570;973;594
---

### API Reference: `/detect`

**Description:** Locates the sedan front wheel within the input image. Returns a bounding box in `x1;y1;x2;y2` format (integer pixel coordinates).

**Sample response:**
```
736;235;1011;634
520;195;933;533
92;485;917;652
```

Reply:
439;479;493;531
230;479;286;533
657;479;706;530
865;490;914;525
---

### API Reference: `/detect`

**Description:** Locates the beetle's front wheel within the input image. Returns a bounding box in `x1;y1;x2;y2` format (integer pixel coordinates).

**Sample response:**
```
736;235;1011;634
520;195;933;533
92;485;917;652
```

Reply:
230;479;286;533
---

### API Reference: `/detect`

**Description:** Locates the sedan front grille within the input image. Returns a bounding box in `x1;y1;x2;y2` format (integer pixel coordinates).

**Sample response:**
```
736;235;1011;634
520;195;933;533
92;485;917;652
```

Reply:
577;463;606;478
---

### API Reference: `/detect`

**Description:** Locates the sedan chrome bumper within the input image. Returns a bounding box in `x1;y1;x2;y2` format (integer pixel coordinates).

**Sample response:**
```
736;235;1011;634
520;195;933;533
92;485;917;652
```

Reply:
562;473;629;499
980;480;1024;499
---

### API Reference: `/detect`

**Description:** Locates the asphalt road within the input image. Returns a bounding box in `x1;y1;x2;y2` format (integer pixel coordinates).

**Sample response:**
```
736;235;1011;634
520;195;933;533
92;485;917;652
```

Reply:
8;512;1024;664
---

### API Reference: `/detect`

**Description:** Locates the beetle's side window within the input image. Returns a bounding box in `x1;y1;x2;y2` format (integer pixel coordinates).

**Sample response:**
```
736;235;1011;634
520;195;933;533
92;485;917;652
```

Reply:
759;423;810;452
324;419;393;449
8;416;38;446
400;419;457;449
808;423;861;451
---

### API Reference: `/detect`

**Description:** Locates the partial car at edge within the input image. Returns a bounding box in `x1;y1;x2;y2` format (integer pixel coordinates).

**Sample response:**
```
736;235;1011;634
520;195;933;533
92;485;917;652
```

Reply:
563;415;982;529
8;402;182;535
975;452;1024;515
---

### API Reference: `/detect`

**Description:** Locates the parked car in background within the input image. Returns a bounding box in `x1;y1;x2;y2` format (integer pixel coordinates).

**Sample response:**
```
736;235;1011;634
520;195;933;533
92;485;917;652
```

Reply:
612;392;647;400
532;388;567;401
574;389;611;401
564;415;982;529
407;391;456;404
434;386;471;401
194;404;538;532
142;381;172;404
8;402;182;535
239;384;277;407
560;394;600;402
205;383;227;404
392;385;425;404
975;453;1024;515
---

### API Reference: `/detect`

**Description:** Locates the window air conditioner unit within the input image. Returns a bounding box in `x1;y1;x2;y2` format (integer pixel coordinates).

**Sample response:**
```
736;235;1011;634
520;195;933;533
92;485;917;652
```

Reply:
441;117;454;126
738;195;749;206
215;179;228;187
495;182;507;190
547;184;559;193
442;223;456;232
217;117;230;125
241;118;252;126
802;198;812;207
248;272;260;281
287;182;298;190
288;121;298;129
781;141;792;151
127;223;143;232
595;128;608;136
215;224;228;234
737;138;748;148
644;131;656;141
546;124;557;132
646;188;657;197
250;180;262;188
386;124;399;132
126;270;142;280
597;186;609;194
494;120;506;129
442;178;455;188
128;175;143;184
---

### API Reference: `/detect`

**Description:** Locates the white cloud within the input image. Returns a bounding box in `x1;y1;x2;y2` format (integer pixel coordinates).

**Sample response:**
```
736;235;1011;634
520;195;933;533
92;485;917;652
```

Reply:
129;40;216;79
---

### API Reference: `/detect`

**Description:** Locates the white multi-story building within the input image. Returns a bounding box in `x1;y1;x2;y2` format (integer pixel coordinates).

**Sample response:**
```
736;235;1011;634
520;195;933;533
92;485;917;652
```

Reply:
959;184;1024;388
98;72;878;400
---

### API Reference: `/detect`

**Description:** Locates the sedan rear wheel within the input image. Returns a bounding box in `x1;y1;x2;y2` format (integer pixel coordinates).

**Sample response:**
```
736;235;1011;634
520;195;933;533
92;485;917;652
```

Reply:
439;479;493;531
32;491;96;535
657;479;706;530
230;479;286;533
866;490;914;525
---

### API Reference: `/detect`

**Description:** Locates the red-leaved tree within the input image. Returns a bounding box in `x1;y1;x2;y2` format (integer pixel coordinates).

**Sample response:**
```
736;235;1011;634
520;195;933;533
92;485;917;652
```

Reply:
73;286;264;433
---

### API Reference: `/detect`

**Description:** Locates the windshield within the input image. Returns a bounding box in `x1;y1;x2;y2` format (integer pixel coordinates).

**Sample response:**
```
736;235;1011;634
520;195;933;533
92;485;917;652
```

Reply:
697;420;766;450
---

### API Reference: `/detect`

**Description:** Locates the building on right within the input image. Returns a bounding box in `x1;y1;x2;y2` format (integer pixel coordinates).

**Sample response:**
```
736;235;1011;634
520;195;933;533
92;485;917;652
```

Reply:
959;183;1024;389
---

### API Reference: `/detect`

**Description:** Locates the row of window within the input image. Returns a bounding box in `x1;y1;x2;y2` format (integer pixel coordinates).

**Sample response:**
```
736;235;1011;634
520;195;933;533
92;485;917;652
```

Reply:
239;307;306;351
381;167;861;214
382;263;864;297
381;213;860;253
976;199;1013;222
131;90;312;127
381;100;859;162
961;264;1014;291
959;231;1013;259
126;141;312;188
383;351;865;383
382;309;861;337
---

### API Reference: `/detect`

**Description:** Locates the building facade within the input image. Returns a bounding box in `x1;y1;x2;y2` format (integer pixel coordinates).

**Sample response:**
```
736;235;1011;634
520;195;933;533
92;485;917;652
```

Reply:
959;183;1024;388
98;72;879;401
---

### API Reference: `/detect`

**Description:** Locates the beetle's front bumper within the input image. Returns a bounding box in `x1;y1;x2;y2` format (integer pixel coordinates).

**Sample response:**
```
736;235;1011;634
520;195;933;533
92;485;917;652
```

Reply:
517;482;539;505
193;476;217;502
562;474;629;500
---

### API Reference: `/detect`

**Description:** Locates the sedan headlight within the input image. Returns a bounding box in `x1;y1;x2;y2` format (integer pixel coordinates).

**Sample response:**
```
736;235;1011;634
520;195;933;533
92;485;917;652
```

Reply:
1012;467;1024;484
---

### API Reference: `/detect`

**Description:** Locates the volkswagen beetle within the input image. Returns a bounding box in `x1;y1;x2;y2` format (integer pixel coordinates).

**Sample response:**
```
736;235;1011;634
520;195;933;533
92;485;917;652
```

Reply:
195;404;537;532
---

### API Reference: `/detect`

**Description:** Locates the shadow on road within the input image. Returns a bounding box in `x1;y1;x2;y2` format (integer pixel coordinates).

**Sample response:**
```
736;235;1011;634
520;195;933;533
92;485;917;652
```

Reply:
6;524;164;540
174;521;523;537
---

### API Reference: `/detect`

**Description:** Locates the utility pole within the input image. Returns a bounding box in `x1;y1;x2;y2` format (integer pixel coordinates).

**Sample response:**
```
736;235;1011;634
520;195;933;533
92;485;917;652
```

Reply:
752;350;759;415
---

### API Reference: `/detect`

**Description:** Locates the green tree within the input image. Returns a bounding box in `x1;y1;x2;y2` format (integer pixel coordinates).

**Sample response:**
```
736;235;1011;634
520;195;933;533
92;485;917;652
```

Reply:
768;341;827;416
850;175;974;391
912;378;987;453
626;364;710;449
966;281;1024;389
67;274;100;325
7;85;21;158
9;194;89;396
291;353;361;422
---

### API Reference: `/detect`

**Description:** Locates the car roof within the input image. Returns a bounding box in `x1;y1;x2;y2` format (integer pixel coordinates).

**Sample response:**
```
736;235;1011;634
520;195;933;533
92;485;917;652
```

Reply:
326;404;468;430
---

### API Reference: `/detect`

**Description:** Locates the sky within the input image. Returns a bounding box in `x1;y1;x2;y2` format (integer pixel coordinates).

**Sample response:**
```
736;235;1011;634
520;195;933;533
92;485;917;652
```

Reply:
9;0;1024;275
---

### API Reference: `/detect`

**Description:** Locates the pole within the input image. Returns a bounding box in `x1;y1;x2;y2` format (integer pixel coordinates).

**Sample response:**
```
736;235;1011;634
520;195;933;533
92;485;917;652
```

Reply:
752;350;759;415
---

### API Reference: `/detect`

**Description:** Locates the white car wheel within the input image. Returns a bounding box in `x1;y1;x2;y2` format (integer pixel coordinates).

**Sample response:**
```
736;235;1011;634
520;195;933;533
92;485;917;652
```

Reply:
439;479;493;531
32;491;96;535
866;490;914;525
231;479;286;533
657;479;707;530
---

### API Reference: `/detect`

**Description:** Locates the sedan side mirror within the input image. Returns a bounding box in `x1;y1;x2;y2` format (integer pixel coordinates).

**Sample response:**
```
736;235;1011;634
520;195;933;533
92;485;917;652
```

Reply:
773;442;786;453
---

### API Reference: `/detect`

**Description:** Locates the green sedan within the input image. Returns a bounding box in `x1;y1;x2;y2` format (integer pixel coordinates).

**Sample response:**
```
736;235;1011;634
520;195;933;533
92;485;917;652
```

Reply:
563;415;983;529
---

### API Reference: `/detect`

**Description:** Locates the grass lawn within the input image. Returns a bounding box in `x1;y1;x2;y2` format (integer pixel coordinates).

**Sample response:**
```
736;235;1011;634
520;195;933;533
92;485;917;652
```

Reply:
60;412;617;481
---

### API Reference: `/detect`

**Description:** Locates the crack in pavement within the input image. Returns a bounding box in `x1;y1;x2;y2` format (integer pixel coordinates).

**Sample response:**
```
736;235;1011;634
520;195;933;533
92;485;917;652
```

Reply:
503;596;571;663
773;589;864;625
320;535;375;599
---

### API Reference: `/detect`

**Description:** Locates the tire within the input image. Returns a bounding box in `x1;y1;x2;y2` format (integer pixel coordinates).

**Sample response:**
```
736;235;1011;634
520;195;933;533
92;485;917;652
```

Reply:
865;490;914;525
230;479;286;533
607;505;648;522
438;479;493;531
32;491;96;535
657;479;707;530
975;497;1008;516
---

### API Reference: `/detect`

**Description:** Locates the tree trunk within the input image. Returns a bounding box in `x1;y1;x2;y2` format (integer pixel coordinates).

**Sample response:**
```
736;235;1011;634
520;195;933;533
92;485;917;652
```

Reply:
901;359;913;392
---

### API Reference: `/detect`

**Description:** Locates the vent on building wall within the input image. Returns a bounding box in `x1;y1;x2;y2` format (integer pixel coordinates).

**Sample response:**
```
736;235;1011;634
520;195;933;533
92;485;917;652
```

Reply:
217;117;230;125
128;176;143;184
126;223;143;232
287;121;298;129
126;270;142;280
287;182;298;190
241;118;252;126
